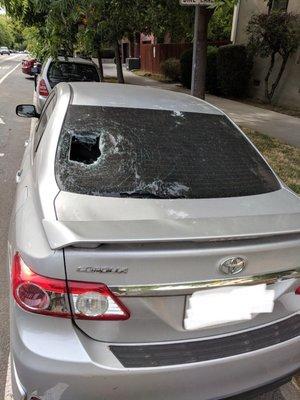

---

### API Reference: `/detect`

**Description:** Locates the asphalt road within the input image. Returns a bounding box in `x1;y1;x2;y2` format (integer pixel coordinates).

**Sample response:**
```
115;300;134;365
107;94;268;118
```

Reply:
0;54;298;400
0;53;33;399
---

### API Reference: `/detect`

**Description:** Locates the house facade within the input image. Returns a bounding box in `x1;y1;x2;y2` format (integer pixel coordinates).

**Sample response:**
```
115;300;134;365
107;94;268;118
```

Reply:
231;0;300;109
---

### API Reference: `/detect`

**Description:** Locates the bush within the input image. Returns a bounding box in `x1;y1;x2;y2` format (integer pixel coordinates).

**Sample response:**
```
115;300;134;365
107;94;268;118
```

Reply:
180;48;193;89
93;49;115;58
206;46;219;94
180;46;219;93
217;44;252;98
160;58;181;81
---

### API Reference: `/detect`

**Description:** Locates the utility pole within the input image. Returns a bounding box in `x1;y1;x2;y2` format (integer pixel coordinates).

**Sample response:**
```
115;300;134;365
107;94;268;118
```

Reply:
180;1;215;99
191;5;214;99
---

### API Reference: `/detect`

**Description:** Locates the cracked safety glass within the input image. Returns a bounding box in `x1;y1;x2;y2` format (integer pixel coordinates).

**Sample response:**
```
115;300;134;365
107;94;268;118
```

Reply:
55;105;280;199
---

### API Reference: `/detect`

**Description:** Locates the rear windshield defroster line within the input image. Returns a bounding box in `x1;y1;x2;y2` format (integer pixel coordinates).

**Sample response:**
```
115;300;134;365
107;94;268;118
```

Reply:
55;105;280;199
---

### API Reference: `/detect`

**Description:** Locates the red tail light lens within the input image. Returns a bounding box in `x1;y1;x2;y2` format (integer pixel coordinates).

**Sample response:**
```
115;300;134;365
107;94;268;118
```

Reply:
295;287;300;295
12;254;130;320
17;283;50;310
12;254;69;317
38;79;49;97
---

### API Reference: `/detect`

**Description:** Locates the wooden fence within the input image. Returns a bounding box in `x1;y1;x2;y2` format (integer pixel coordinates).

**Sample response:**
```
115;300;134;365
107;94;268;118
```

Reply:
140;43;191;74
140;41;231;74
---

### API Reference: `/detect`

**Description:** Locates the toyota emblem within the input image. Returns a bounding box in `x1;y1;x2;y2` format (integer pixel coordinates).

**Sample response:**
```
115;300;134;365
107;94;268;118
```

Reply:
219;257;247;275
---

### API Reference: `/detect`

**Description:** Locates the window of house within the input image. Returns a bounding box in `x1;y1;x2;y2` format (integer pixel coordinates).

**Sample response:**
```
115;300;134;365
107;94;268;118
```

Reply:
269;0;289;12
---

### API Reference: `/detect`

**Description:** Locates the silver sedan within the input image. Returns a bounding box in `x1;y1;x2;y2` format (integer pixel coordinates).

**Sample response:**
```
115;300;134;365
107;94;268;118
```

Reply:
9;82;300;400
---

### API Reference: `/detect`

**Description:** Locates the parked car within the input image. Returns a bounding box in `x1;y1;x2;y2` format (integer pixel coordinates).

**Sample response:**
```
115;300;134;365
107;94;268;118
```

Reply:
0;46;10;55
21;58;37;76
35;56;101;112
11;83;300;400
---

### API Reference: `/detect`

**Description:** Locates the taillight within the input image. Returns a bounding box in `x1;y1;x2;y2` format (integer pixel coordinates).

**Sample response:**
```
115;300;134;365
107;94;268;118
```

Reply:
38;79;49;97
295;287;300;295
12;254;130;320
69;281;130;320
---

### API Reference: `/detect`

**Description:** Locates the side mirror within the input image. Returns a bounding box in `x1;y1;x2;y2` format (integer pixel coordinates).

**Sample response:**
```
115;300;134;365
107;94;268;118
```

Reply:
31;66;39;75
16;104;40;118
31;63;41;75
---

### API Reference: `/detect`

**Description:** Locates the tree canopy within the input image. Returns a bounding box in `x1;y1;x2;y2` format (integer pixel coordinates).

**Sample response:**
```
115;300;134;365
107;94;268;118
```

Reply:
1;0;237;87
0;15;14;46
0;13;25;49
1;0;236;58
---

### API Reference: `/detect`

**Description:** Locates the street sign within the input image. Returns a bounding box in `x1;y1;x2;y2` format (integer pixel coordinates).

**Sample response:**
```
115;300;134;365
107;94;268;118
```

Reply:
180;0;215;6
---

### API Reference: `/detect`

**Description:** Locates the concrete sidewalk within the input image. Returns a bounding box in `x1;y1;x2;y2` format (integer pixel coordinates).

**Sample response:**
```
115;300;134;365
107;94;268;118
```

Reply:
102;63;300;147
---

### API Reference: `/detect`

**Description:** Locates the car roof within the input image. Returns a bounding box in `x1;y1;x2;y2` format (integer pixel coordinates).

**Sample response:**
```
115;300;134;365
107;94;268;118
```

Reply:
48;56;95;65
67;82;223;114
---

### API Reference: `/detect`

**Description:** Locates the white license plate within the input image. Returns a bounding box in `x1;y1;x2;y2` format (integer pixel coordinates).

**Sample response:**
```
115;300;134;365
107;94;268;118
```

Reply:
184;284;275;330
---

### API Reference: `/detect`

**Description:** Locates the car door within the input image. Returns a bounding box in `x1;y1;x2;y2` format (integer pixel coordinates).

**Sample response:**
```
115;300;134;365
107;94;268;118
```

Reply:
14;93;57;216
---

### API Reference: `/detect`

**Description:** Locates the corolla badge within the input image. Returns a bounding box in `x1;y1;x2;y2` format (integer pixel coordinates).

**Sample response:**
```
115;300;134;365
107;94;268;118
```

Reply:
219;257;247;275
77;266;128;274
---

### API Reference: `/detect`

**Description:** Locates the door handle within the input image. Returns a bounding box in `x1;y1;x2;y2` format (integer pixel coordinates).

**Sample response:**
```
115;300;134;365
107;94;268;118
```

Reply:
16;169;23;183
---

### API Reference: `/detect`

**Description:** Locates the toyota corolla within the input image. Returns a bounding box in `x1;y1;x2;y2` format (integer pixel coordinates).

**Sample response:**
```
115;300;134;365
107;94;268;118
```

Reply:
9;82;300;400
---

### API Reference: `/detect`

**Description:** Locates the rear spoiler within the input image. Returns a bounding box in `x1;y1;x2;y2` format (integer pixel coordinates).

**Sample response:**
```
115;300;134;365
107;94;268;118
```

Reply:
42;213;300;249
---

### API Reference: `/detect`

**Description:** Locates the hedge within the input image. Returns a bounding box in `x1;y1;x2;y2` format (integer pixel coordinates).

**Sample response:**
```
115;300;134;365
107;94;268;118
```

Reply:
180;47;193;89
205;46;219;95
180;44;252;98
180;46;220;93
160;58;181;81
217;44;252;98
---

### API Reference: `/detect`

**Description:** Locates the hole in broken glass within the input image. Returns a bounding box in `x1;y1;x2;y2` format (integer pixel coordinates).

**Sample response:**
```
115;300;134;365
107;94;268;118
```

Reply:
69;134;101;165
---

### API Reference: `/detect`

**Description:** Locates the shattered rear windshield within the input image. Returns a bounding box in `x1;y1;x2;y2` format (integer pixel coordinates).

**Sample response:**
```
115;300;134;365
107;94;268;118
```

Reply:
55;105;280;199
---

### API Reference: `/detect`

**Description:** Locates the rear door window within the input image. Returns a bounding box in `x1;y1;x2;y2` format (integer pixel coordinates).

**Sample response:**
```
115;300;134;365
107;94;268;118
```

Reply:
55;105;280;199
47;62;100;88
34;92;57;152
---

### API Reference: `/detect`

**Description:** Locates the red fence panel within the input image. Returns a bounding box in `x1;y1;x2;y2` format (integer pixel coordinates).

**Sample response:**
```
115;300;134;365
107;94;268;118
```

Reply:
140;41;230;74
140;43;191;74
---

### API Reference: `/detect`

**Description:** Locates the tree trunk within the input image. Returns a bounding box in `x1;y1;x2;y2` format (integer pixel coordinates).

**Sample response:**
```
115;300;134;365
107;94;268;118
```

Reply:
114;40;124;84
269;54;289;101
264;52;275;103
191;6;214;99
97;48;104;82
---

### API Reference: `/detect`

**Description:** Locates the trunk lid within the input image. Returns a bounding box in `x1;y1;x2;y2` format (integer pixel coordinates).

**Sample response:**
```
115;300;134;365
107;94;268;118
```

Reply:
51;188;300;343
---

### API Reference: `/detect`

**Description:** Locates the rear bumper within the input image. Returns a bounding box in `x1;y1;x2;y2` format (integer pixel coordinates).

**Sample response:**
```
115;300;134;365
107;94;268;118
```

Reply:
226;372;298;400
11;306;300;400
21;67;33;75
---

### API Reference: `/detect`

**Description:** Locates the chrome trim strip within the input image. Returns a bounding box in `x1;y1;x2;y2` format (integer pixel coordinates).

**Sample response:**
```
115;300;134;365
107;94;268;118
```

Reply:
111;268;300;297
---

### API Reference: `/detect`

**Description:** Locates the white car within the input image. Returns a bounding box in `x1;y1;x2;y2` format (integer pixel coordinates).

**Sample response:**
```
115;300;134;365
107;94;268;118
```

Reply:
0;46;10;55
35;56;101;112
